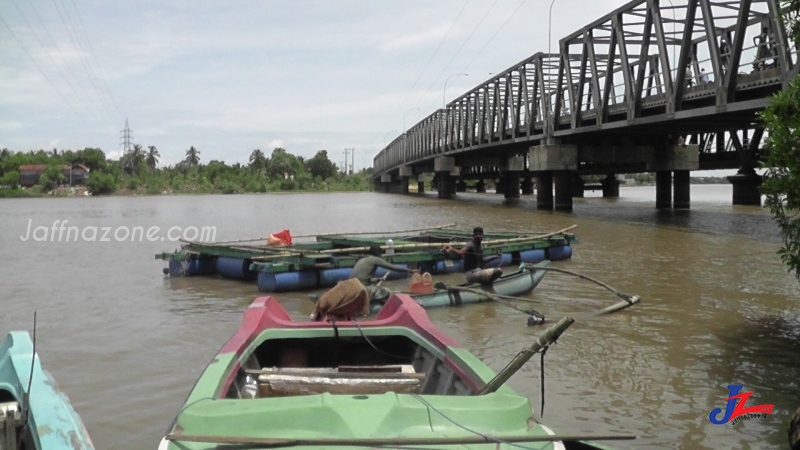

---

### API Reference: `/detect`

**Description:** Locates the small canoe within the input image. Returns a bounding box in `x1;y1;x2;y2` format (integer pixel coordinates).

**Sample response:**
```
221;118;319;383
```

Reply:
158;294;623;449
379;260;549;311
0;332;94;450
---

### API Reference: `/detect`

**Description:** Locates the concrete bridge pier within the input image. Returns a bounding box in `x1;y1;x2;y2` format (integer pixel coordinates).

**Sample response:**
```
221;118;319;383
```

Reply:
476;179;486;193
673;170;690;208
727;167;763;205
400;176;410;194
655;171;672;209
434;156;457;199
554;172;574;210
417;179;425;194
529;143;577;211
504;172;521;199
456;179;467;192
521;176;534;195
503;155;524;199
495;176;505;194
572;175;585;198
648;143;699;209
601;174;620;197
379;173;392;193
536;172;553;209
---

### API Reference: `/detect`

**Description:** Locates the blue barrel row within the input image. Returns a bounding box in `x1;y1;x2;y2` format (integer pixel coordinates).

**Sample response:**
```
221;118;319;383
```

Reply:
168;246;571;292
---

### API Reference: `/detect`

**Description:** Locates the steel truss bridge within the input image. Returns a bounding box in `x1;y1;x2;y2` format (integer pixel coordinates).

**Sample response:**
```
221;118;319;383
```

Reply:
373;0;799;209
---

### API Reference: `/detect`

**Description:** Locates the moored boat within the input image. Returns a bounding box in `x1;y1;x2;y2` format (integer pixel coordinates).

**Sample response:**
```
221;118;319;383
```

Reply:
158;294;630;449
0;332;94;450
369;260;550;312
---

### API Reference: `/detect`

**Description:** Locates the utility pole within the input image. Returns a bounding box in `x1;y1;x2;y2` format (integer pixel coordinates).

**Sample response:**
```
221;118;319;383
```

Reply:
351;148;355;174
343;148;349;174
120;118;133;155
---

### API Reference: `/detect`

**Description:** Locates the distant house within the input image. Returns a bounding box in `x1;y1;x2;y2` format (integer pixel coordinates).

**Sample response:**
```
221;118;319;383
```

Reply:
18;164;90;187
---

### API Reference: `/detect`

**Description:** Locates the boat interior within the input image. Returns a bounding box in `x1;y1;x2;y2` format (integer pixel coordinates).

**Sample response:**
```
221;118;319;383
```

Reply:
226;334;475;399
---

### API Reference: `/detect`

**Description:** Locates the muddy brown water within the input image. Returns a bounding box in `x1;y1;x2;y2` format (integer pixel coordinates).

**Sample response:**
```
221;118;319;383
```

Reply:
1;186;798;449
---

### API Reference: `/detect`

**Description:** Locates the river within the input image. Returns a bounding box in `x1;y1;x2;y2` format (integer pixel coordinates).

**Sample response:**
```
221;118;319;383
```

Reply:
1;185;798;449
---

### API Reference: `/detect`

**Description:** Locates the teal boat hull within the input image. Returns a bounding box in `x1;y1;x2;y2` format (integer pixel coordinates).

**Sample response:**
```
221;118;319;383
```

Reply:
0;332;94;450
371;260;549;312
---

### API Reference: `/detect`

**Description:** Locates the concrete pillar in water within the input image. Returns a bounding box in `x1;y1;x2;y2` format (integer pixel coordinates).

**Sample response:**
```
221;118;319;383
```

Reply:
572;175;585;198
554;171;573;211
400;176;409;194
495;177;505;195
521;177;534;195
434;156;456;199
476;179;486;193
656;171;672;209
673;170;690;208
417;180;425;194
456;179;467;192
601;174;620;197
727;167;763;206
504;172;521;199
537;172;554;209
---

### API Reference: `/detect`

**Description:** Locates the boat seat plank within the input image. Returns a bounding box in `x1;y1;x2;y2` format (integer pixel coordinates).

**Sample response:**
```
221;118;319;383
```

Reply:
252;364;424;397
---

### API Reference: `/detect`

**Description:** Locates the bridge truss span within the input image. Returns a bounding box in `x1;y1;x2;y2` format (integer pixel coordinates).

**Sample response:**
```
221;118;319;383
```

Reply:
374;0;798;200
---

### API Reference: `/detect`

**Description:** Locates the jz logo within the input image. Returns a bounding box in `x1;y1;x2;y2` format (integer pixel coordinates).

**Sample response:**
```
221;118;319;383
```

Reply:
709;384;774;425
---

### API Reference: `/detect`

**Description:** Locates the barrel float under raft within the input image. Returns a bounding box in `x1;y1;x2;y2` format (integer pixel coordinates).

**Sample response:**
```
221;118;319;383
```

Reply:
545;245;572;261
258;270;319;293
484;253;513;268
374;265;411;280
519;249;546;263
433;259;464;274
318;267;353;287
217;257;257;280
169;258;218;277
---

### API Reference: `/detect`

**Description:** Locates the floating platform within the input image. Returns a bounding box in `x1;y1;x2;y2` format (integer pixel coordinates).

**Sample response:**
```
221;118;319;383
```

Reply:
155;225;577;293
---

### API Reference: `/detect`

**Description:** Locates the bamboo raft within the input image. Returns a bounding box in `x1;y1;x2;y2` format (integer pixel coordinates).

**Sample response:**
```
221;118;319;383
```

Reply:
155;224;578;292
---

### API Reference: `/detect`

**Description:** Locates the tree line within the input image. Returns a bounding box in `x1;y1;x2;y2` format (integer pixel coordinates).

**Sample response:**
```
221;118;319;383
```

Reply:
0;146;373;197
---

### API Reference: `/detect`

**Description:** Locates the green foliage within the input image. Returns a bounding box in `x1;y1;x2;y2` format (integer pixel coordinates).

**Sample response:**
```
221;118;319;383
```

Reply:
761;76;800;279
86;172;116;195
1;171;19;189
760;1;800;279
305;150;338;180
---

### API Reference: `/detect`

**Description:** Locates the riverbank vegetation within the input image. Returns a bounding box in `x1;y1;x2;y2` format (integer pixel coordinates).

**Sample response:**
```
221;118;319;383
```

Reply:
0;146;373;197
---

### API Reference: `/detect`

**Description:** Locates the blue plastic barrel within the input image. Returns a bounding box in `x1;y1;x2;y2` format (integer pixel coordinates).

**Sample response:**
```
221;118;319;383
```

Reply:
375;265;411;280
258;270;319;293
217;257;257;280
168;258;218;276
433;259;464;274
546;245;573;261
485;253;513;268
318;267;353;287
519;249;546;263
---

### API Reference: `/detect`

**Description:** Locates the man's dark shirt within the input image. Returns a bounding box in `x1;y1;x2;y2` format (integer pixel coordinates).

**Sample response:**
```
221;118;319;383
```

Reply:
462;240;484;271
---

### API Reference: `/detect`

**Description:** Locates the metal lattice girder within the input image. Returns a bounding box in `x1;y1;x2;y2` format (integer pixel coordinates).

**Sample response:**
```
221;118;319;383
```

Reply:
373;0;798;180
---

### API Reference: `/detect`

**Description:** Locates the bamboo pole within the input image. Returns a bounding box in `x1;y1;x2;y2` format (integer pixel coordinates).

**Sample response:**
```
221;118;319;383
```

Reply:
180;223;456;246
521;265;633;301
165;431;635;447
320;225;578;256
478;316;575;395
433;282;541;304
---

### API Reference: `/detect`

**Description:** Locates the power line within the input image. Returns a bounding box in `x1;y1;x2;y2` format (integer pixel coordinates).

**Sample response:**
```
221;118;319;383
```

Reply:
0;14;107;141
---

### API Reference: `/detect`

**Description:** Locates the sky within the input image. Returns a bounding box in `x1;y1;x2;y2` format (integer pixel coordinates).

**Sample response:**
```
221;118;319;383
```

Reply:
3;0;639;170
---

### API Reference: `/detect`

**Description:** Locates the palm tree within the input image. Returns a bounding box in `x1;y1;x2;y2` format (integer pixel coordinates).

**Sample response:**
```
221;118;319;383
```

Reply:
146;146;160;170
184;146;200;167
249;149;266;171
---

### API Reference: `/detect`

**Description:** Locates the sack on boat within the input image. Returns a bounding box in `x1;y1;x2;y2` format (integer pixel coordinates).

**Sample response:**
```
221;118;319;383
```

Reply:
410;272;434;294
267;229;293;246
465;268;502;285
311;278;369;322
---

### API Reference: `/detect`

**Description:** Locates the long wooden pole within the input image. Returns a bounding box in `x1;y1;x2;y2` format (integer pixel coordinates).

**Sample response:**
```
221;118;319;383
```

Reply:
181;223;456;246
478;316;575;395
165;431;635;447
